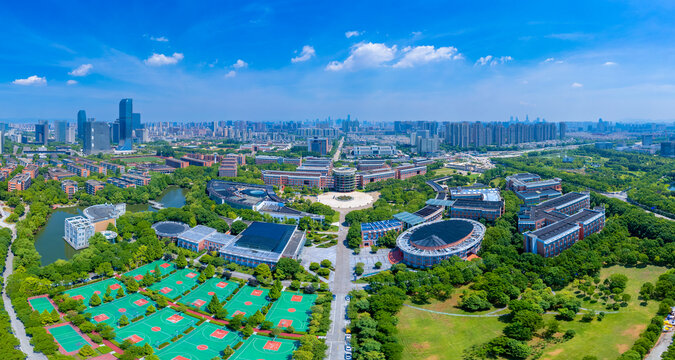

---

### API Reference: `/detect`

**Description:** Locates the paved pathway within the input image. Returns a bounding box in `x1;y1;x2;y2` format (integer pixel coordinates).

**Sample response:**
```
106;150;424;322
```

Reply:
646;330;674;360
326;211;350;360
0;204;47;359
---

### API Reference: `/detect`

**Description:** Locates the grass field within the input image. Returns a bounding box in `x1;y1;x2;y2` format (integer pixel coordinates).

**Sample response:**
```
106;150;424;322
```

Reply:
114;156;164;164
397;265;667;360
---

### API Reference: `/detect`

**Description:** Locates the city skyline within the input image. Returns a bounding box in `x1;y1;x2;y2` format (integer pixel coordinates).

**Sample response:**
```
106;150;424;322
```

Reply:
3;1;675;123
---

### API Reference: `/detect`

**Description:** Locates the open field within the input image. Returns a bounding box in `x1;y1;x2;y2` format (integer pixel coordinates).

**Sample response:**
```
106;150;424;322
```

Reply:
397;265;667;360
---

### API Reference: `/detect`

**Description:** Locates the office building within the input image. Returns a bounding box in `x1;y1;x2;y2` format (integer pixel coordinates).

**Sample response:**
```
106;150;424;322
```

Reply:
84;120;111;155
77;110;87;142
66;124;76;144
55;121;68;143
118;98;134;150
35;121;48;145
111;121;120;144
307;137;329;155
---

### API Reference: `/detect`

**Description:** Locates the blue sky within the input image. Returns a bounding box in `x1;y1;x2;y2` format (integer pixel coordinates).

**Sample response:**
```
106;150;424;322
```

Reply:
2;0;675;123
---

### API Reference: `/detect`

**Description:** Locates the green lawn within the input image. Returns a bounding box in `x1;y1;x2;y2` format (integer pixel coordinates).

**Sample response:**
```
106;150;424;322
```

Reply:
397;265;667;360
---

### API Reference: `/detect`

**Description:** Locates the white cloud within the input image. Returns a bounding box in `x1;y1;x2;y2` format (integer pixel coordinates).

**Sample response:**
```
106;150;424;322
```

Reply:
544;57;555;63
326;42;396;71
345;30;363;38
232;59;248;69
150;36;169;42
603;61;617;66
66;79;78;85
144;52;184;66
12;75;47;86
475;55;513;66
225;70;236;78
68;63;93;76
393;45;461;68
291;45;316;63
571;82;583;88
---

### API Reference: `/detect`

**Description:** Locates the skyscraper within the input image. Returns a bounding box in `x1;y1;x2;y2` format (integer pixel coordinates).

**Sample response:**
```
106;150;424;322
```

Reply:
132;113;141;133
84;119;111;154
111;121;120;144
35;121;48;145
77;110;87;142
118;98;133;150
55;121;68;143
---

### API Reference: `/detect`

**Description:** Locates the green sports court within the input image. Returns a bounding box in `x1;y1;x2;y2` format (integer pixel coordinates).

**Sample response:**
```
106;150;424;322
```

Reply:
89;293;157;328
230;334;297;360
148;268;201;298
264;292;317;332
115;308;198;348
223;285;270;318
63;277;125;307
125;260;176;282
47;324;93;354
154;322;243;360
178;278;239;312
28;296;57;314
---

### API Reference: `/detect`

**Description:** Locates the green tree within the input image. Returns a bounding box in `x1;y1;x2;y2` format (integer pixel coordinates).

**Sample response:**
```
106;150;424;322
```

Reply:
176;253;188;268
78;345;95;357
119;314;129;327
146;305;156;315
204;264;215;278
206;294;221;314
116;287;125;298
198;272;206;283
89;293;101;307
230;220;248;235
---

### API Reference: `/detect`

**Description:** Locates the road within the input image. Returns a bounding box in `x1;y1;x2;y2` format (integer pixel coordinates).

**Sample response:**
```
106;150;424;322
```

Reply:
646;330;674;360
0;205;47;360
599;190;673;221
326;209;350;360
332;137;344;163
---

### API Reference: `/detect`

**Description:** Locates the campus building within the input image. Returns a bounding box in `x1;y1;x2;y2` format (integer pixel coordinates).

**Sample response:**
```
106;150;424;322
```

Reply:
64;216;95;250
506;173;563;204
107;177;136;189
395;164;427;180
85;179;105;195
517;192;591;232
61;179;78;199
83;203;125;232
65;163;90;177
8;173;31;192
47;168;76;181
332;167;357;192
396;219;486;268
448;187;504;221
262;170;331;189
22;164;39;179
165;157;188;169
307;137;328;155
356;168;396;188
357;159;388;171
352;145;396;158
255;156;302;166
523;208;605;258
360;219;404;247
218;158;238;177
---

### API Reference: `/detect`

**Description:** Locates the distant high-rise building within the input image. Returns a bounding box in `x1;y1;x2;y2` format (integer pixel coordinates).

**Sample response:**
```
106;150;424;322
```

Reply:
661;142;675;157
132;112;141;133
66;124;76;144
55;121;68;143
559;122;567;140
118;98;133;150
84;120;111;154
642;135;653;146
136;128;149;143
0;130;4;154
307;137;328;155
35;121;48;145
111;121;120;144
77;110;87;142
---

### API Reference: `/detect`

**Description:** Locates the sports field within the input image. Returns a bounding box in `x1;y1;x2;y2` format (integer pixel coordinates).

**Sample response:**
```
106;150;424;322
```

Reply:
265;292;317;332
90;293;157;328
115;308;198;348
230;335;297;360
28;296;57;314
155;322;243;360
223;286;270;318
148;268;201;299
47;324;93;353
64;278;125;307
178;278;239;312
125;260;176;281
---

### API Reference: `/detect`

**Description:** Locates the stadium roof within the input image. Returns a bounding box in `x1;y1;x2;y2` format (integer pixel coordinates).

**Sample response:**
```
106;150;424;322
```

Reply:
179;225;217;244
409;220;474;248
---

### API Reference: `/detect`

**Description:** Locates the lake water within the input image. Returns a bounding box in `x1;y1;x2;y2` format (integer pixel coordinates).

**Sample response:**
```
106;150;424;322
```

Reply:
34;186;187;265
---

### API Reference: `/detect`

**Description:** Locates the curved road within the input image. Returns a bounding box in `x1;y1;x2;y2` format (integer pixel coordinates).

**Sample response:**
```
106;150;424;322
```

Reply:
0;205;47;360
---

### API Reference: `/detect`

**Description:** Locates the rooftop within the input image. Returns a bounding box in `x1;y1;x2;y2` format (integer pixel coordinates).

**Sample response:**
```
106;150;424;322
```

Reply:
233;222;296;253
179;225;217;244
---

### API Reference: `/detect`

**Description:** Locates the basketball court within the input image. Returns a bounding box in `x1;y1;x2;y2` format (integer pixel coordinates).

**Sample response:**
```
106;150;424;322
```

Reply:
154;322;242;360
114;308;197;348
47;324;93;354
89;293;157;328
28;296;57;314
64;278;125;307
125;260;176;281
222;285;270;318
264;292;317;332
148;268;200;299
178;278;238;313
230;335;297;360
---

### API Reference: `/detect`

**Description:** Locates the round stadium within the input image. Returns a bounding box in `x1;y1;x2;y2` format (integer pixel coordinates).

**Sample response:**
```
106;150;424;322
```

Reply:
152;221;190;239
396;219;485;268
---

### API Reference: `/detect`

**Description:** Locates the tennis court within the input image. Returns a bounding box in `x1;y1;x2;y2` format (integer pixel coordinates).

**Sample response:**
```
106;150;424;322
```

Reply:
47;324;93;353
115;308;197;348
264;292;317;332
125;260;176;281
28;296;57;314
223;286;270;318
178;278;239;312
64;277;125;307
89;293;157;328
230;334;297;360
154;322;243;360
148;268;201;299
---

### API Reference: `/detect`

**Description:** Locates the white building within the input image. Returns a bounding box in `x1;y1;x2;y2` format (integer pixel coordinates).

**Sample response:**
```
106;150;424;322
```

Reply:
64;216;95;250
352;145;396;157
